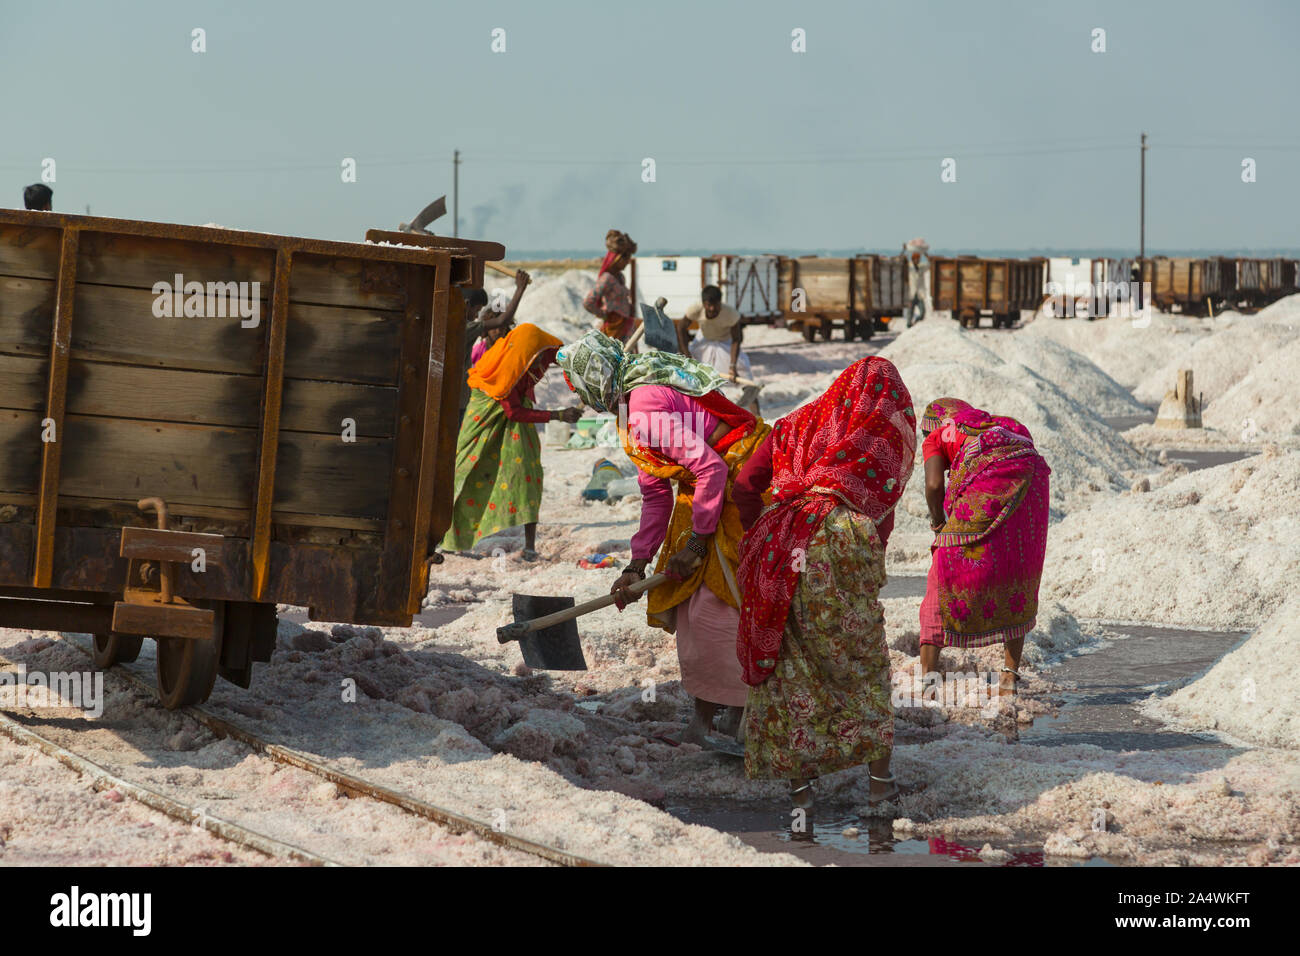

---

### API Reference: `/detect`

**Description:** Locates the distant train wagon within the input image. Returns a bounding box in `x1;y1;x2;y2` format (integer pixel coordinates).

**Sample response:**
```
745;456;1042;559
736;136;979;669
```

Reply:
930;256;1047;329
1138;256;1300;315
0;210;501;708
631;253;910;342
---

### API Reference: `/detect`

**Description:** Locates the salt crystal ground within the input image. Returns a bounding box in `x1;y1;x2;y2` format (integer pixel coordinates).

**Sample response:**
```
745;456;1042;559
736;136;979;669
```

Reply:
1;280;1296;866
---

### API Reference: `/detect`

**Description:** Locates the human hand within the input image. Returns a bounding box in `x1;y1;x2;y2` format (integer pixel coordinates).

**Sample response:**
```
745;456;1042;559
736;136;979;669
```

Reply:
610;572;645;611
665;547;704;582
560;406;583;424
515;269;531;290
728;368;739;383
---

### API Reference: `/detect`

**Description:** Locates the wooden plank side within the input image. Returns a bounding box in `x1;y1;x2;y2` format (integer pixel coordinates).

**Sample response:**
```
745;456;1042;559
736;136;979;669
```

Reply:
0;275;55;355
0;223;61;280
68;283;401;384
60;360;396;437
77;231;274;293
0;354;48;411
271;431;393;518
41;415;390;518
284;301;401;385
0;410;43;494
34;228;78;587
289;252;406;311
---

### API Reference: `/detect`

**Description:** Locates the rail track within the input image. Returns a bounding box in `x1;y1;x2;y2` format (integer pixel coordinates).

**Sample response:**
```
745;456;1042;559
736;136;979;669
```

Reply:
0;640;605;868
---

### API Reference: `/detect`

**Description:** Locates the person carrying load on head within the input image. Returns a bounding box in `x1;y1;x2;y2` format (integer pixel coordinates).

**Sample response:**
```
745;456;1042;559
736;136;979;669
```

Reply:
443;323;582;562
583;229;641;344
904;238;931;328
676;285;760;415
556;331;770;747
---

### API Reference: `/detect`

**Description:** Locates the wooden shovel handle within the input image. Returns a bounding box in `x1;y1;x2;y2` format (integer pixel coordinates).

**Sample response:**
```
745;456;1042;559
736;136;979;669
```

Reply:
485;261;525;280
498;573;669;643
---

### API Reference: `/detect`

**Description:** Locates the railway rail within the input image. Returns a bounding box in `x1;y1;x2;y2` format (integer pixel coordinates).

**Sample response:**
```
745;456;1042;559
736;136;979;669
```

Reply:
0;641;602;868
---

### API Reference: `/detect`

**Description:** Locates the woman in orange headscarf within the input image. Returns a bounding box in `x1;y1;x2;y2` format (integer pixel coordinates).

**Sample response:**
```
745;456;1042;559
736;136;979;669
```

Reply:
442;323;582;560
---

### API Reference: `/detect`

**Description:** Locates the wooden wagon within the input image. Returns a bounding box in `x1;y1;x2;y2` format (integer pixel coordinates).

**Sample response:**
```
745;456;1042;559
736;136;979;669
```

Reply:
0;210;501;707
931;256;1046;329
777;255;910;342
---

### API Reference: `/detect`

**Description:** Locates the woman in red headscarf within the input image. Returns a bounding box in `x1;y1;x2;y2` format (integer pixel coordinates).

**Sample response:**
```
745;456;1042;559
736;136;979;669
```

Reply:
733;357;917;809
582;229;640;343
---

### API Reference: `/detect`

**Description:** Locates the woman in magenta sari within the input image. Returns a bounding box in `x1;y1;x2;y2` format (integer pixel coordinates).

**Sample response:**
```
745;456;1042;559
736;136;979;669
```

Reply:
918;397;1051;696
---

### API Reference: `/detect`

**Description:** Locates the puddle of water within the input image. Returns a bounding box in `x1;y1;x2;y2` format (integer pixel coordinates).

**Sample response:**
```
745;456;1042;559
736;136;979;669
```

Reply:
665;804;1088;867
1022;625;1246;751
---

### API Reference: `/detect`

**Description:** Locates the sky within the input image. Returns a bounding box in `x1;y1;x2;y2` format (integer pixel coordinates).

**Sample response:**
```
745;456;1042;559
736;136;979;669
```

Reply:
3;0;1298;256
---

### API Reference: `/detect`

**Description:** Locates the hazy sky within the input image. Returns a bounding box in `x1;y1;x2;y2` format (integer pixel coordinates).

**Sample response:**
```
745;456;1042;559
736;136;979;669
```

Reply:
3;0;1298;255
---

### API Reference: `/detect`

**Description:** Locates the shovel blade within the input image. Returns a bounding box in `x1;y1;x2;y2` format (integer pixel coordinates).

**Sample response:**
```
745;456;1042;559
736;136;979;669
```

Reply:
511;594;587;671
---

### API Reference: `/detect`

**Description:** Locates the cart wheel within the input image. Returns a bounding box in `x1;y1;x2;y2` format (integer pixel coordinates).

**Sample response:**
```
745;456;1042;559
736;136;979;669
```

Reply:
155;601;224;709
859;317;874;340
801;322;817;342
842;319;857;341
818;319;832;341
91;633;144;668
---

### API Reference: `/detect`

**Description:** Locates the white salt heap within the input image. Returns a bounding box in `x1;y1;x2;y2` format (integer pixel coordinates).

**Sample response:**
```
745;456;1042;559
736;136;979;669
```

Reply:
1149;594;1300;750
1042;447;1300;629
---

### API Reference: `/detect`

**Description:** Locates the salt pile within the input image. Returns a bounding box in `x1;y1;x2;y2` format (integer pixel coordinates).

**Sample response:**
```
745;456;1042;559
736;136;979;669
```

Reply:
1041;448;1300;629
879;324;1153;506
1203;334;1300;438
484;269;598;343
882;320;1148;417
1148;595;1300;750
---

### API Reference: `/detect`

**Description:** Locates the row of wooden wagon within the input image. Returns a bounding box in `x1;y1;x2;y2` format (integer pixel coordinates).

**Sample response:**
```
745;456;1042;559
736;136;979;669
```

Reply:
0;209;499;708
1040;255;1300;319
1139;256;1300;316
630;254;1049;339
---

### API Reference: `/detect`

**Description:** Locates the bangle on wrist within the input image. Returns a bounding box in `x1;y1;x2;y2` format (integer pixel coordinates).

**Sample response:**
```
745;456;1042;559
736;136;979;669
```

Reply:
624;562;647;579
686;534;709;558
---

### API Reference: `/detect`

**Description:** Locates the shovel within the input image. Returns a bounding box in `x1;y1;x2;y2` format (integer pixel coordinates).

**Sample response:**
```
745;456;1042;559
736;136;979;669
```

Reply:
497;573;669;670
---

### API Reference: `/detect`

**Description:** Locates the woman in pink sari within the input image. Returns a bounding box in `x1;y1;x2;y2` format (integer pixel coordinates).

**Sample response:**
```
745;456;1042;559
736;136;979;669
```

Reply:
918;397;1051;696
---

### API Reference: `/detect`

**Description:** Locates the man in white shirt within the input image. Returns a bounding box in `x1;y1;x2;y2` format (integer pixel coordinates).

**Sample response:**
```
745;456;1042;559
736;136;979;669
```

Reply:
676;285;759;413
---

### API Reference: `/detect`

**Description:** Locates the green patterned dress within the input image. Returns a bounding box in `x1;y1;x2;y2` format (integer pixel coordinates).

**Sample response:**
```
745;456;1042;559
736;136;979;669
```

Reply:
743;506;893;779
441;388;544;550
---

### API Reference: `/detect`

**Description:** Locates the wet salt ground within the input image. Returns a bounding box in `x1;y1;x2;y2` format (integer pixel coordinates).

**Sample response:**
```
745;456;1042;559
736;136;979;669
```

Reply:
1019;626;1246;752
664;805;1075;867
667;622;1245;867
1102;413;1255;472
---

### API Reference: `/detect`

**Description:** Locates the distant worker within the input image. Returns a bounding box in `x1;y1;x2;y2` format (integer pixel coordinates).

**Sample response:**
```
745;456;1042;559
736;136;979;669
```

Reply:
677;285;760;414
457;271;531;424
24;183;53;211
904;238;930;328
583;229;640;344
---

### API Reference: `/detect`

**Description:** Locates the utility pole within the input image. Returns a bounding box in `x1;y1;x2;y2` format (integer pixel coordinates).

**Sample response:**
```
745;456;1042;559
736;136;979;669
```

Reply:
1139;132;1147;260
453;149;460;238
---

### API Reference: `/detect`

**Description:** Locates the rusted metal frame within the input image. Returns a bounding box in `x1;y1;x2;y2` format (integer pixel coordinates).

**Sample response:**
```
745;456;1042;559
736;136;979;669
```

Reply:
32;227;79;588
424;260;466;588
0;209;502;270
249;248;292;600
